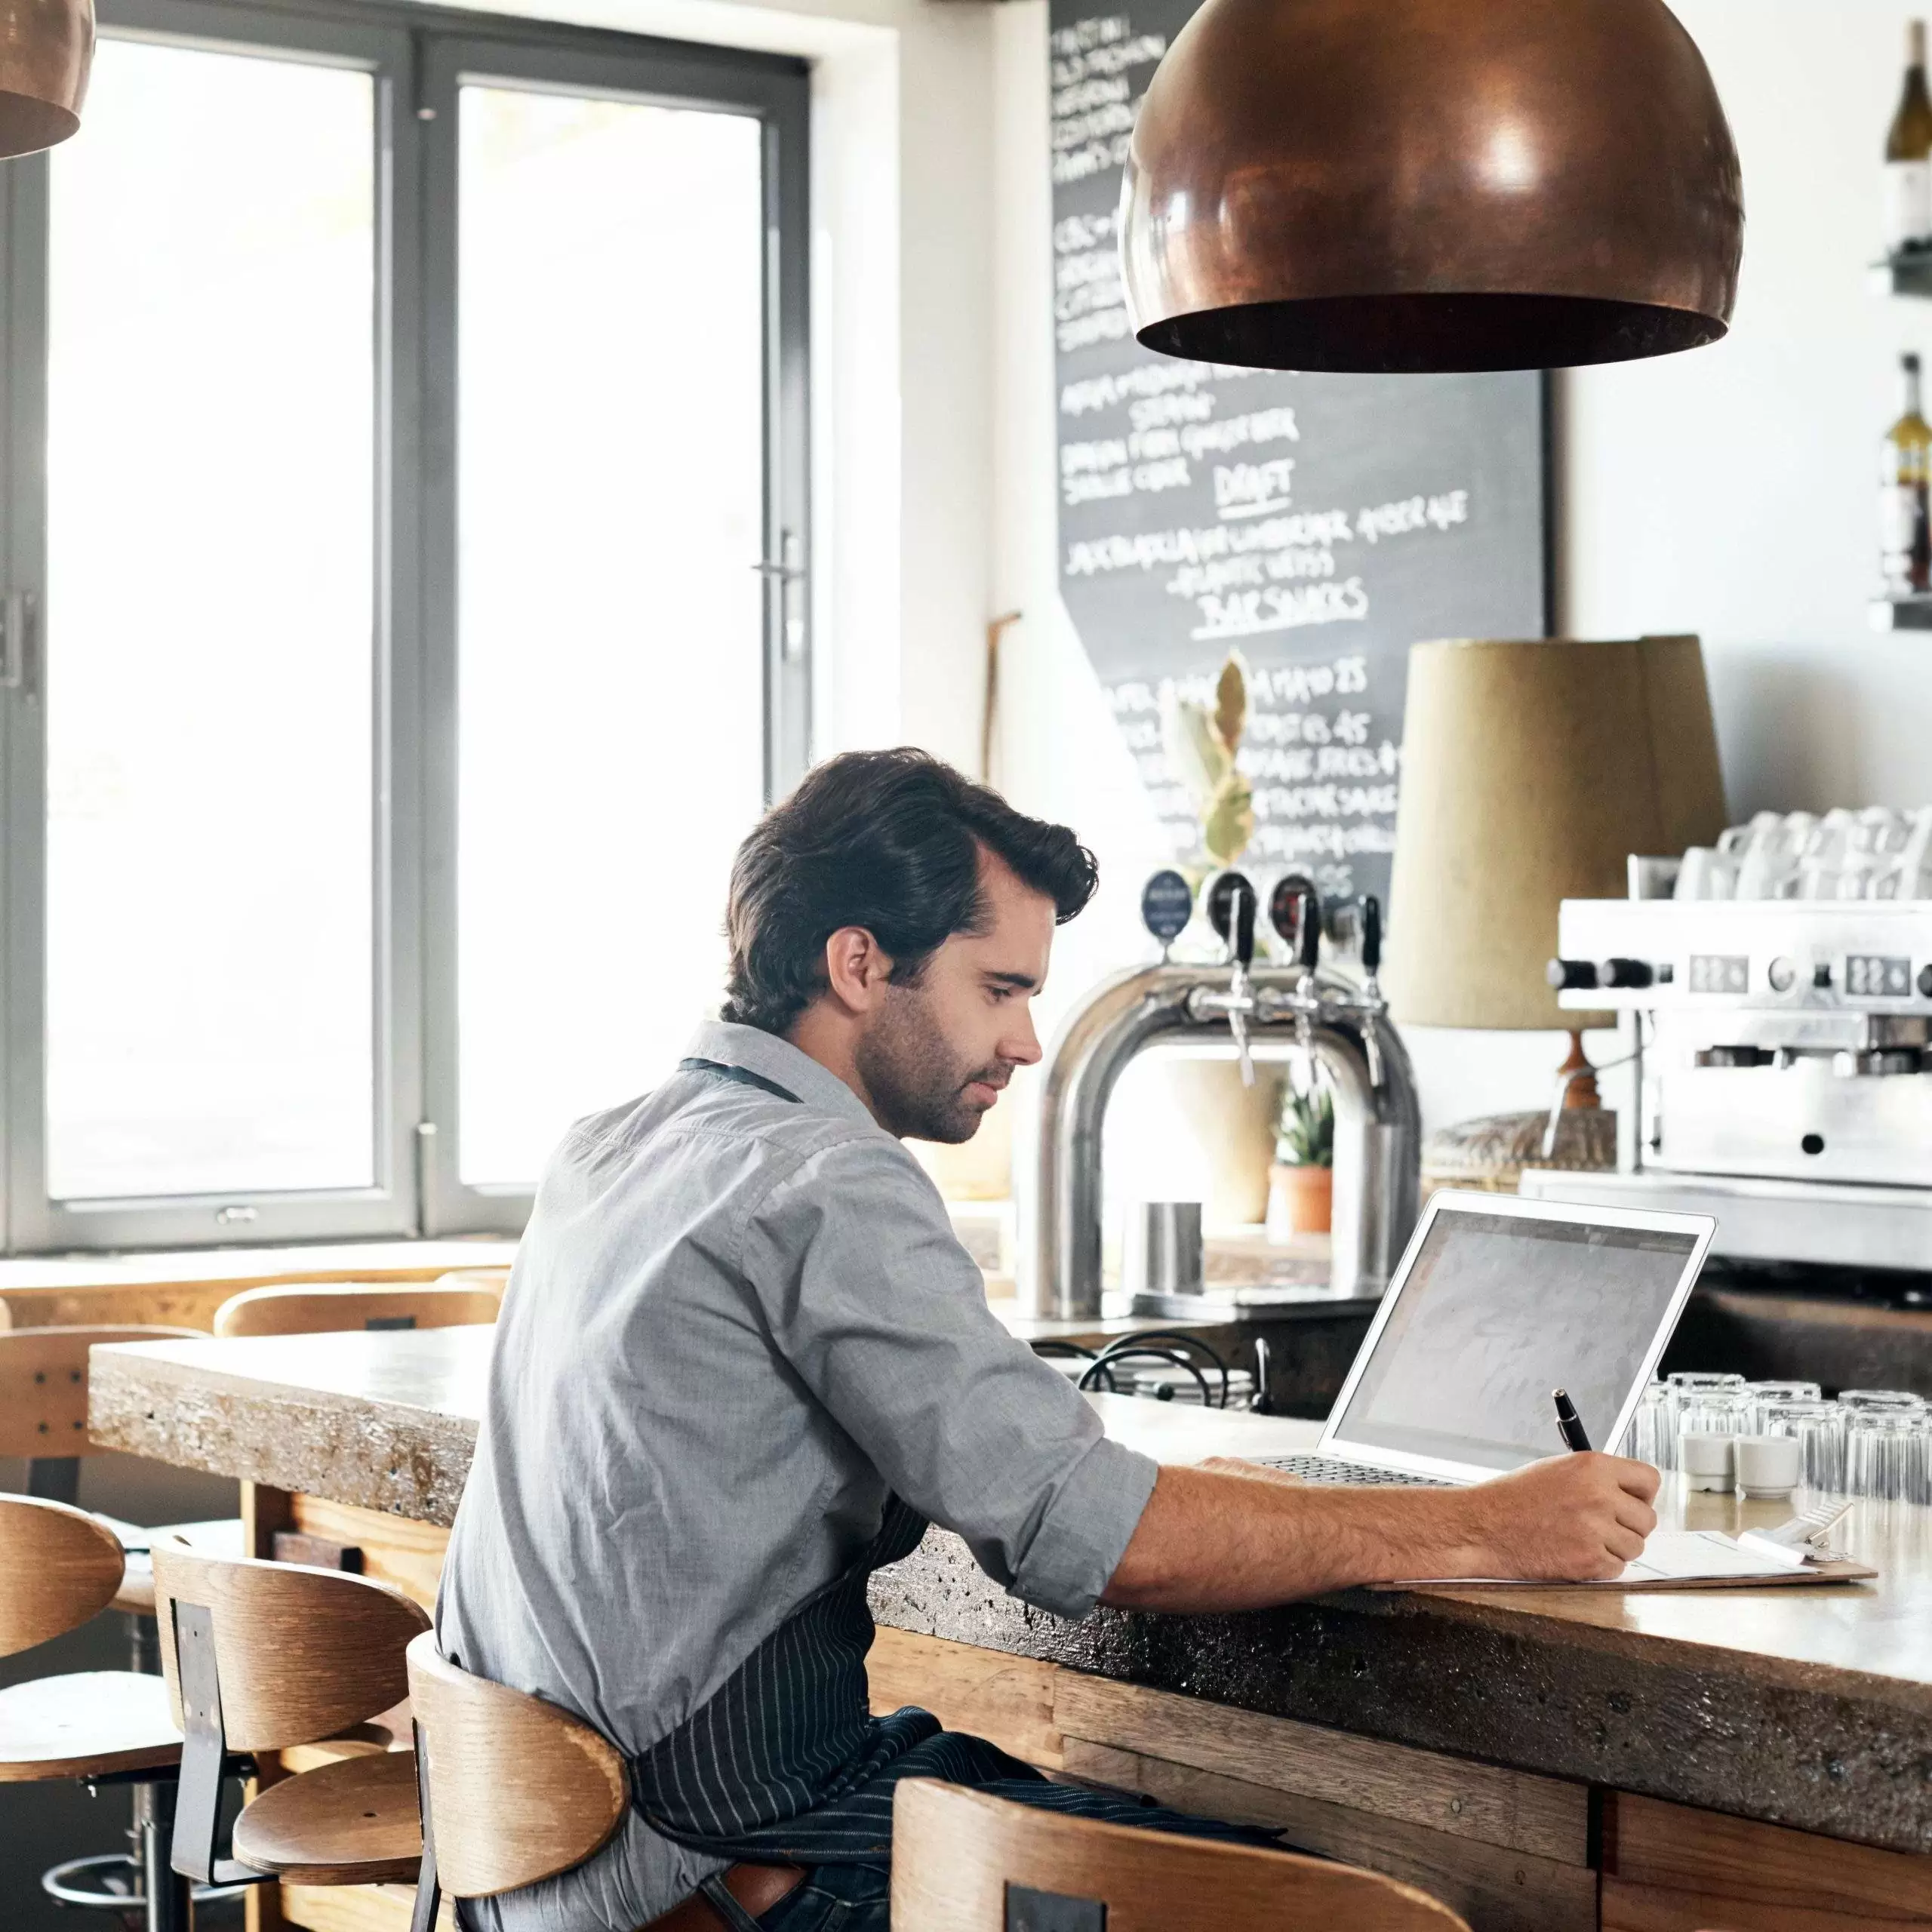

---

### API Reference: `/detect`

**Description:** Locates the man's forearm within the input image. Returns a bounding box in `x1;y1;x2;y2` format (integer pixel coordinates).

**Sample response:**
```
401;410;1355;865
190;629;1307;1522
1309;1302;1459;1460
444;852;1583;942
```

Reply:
1099;1463;1487;1613
1099;1451;1659;1612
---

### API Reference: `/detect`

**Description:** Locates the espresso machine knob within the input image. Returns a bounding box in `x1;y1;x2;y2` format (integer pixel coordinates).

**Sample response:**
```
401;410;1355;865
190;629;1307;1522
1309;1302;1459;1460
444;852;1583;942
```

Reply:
1546;958;1599;991
1598;957;1656;989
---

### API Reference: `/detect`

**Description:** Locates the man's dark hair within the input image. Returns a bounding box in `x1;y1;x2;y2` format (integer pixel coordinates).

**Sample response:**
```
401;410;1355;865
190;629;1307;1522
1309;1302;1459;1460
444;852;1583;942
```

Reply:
721;749;1098;1035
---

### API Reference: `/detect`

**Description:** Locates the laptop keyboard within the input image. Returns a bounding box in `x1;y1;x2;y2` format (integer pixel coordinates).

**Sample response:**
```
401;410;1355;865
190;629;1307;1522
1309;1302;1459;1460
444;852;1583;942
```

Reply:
1253;1454;1452;1487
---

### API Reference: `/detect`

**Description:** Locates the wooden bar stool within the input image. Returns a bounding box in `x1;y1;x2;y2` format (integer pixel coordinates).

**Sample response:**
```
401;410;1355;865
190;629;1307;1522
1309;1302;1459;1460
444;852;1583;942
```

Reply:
2;1325;247;1921
212;1280;503;1337
889;1779;1474;1930
0;1496;192;1932
151;1541;429;1894
0;1324;245;1620
404;1630;629;1932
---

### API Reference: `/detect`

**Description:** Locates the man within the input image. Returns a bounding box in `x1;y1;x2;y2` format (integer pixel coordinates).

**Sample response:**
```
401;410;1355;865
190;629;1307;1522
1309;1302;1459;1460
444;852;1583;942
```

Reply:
438;749;1659;1932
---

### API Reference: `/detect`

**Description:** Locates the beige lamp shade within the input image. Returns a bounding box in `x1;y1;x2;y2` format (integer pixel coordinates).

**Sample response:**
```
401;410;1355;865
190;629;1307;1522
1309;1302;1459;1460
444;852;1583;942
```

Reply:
1383;636;1726;1031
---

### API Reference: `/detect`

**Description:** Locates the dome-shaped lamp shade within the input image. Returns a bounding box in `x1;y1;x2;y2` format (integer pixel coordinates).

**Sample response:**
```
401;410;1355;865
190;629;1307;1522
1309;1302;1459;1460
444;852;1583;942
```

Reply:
0;0;92;158
1121;0;1744;373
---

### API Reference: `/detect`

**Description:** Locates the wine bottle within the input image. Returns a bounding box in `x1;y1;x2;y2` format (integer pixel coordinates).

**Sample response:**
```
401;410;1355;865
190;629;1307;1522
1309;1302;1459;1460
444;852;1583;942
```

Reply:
1881;352;1932;595
1885;21;1932;256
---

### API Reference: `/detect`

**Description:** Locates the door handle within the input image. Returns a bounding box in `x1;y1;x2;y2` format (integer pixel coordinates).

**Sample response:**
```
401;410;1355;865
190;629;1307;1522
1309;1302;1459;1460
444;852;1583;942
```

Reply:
2;590;36;697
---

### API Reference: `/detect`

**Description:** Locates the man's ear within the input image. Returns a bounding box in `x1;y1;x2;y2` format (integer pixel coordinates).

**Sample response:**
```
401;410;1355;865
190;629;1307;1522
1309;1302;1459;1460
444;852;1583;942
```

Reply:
821;925;895;1013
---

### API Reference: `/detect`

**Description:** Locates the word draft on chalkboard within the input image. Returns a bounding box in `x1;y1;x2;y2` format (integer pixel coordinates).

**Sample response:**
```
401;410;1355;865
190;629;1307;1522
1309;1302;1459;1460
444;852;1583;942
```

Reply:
1051;0;1549;914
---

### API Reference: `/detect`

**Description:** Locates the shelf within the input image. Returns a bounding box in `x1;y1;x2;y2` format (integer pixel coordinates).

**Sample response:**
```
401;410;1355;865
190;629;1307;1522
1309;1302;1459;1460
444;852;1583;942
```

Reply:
1869;594;1932;631
1870;251;1932;297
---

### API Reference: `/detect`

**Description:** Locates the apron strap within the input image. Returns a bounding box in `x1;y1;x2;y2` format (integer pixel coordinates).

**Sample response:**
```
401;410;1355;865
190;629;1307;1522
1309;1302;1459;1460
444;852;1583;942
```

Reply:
678;1057;801;1106
695;1873;771;1932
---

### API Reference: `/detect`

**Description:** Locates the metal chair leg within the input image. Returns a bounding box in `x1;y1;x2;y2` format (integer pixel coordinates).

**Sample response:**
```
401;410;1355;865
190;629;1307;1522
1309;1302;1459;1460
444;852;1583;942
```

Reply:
137;1779;194;1932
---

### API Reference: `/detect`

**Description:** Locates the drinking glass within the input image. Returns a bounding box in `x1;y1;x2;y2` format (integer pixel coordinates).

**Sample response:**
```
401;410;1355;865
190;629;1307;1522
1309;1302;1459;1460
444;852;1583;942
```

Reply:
1663;1372;1744;1467
1678;1389;1752;1454
1621;1383;1672;1469
1847;1413;1928;1502
1745;1380;1822;1432
1758;1398;1847;1494
1838;1389;1925;1415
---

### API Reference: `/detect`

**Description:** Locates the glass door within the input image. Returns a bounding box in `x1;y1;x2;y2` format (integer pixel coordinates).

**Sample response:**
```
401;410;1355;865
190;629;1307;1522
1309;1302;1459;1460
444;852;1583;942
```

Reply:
417;33;808;1229
2;0;420;1247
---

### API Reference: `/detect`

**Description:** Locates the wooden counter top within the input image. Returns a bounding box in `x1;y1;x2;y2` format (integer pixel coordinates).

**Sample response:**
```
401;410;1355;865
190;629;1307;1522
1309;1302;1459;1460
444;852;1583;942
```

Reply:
86;1327;1932;1854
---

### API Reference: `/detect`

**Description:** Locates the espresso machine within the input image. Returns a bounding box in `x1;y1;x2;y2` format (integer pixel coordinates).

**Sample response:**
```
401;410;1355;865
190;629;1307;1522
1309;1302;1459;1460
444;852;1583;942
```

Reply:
1524;840;1932;1275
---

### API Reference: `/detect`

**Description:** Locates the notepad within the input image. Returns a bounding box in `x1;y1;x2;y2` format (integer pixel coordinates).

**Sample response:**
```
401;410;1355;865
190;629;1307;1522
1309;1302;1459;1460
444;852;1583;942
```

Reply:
1378;1531;1876;1591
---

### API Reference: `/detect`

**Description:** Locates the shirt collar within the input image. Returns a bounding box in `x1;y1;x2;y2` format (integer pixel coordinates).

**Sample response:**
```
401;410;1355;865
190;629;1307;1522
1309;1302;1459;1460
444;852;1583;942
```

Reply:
685;1019;878;1128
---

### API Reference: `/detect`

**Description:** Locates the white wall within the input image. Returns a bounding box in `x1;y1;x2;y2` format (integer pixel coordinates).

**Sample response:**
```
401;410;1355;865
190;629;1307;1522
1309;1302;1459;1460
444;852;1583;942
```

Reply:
988;0;1932;1142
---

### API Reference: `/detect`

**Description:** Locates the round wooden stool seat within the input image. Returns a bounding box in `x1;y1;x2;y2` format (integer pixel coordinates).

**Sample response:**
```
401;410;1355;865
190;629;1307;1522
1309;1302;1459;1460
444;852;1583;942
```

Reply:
0;1669;183;1782
233;1746;423;1884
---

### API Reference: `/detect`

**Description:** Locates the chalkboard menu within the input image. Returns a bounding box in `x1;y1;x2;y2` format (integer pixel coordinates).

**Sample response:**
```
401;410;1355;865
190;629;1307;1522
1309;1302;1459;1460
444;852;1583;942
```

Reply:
1051;1;1549;911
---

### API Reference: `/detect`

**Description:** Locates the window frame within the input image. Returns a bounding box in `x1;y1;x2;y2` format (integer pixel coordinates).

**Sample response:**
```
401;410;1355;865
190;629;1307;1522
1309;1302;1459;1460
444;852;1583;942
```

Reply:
0;0;811;1252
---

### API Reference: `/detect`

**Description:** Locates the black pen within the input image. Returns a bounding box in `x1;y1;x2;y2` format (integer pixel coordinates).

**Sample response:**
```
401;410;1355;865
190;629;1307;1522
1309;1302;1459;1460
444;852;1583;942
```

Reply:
1552;1388;1592;1453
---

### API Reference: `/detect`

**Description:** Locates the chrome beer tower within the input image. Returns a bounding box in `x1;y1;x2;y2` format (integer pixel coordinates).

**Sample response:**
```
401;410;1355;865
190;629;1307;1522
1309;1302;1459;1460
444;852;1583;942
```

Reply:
1022;872;1422;1321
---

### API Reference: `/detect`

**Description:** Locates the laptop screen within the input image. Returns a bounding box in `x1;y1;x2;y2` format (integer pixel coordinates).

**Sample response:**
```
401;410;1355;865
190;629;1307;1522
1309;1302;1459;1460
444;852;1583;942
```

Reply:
1329;1206;1700;1472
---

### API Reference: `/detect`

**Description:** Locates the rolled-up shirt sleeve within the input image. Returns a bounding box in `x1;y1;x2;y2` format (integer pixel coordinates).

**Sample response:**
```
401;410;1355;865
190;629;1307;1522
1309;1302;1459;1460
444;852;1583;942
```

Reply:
739;1133;1158;1620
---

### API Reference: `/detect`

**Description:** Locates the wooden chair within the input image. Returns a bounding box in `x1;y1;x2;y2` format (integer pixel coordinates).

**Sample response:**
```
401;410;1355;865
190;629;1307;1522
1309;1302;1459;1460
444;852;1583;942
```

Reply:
888;1778;1474;1930
1;1324;205;1500
151;1541;429;1892
0;1496;191;1931
212;1281;502;1338
404;1630;629;1930
0;1323;243;1616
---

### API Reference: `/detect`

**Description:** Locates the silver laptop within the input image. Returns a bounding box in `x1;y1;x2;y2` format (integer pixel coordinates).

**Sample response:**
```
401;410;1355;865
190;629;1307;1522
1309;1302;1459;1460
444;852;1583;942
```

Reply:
1259;1190;1715;1487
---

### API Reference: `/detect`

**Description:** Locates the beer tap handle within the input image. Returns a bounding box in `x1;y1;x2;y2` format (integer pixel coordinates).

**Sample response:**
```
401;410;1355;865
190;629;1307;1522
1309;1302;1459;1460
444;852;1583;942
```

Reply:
1204;872;1259;1088
1269;873;1321;973
1361;894;1382;979
1231;878;1257;1086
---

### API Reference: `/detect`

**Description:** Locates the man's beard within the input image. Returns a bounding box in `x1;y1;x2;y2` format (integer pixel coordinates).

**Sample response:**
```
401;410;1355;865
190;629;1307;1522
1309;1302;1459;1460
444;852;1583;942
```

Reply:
854;983;1010;1143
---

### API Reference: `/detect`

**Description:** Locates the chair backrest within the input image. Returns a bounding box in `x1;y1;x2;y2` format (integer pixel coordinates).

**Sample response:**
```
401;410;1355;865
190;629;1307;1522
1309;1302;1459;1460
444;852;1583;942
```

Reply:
0;1496;126;1655
152;1543;429;1752
211;1281;503;1338
889;1780;1473;1932
406;1631;627;1898
0;1325;205;1459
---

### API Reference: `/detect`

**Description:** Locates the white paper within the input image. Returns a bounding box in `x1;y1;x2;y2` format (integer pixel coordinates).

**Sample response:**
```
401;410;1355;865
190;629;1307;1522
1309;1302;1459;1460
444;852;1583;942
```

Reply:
1615;1531;1807;1583
1389;1530;1832;1588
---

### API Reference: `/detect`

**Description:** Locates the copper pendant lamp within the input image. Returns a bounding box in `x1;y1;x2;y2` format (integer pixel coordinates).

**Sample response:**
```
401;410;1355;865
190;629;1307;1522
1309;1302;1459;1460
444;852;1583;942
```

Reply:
1121;0;1744;373
0;0;92;158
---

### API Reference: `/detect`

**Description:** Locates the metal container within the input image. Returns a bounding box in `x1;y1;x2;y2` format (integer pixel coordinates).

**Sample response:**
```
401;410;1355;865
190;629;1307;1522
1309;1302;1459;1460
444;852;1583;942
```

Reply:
1121;1201;1204;1299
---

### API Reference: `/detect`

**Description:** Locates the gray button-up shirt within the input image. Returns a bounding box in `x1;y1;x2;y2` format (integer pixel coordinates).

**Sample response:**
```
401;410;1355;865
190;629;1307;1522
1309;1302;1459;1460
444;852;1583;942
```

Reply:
438;1020;1158;1930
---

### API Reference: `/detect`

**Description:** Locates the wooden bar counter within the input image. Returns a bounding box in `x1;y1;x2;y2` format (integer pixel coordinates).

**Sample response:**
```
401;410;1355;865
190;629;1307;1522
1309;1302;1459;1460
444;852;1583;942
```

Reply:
87;1327;1932;1932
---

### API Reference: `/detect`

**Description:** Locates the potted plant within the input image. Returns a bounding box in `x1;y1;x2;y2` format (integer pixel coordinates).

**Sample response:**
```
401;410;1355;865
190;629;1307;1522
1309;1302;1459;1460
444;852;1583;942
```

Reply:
1269;1081;1334;1236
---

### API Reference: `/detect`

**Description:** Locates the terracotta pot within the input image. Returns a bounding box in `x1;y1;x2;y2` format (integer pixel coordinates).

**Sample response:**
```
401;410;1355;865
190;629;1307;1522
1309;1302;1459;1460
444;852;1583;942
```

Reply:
1269;1161;1333;1235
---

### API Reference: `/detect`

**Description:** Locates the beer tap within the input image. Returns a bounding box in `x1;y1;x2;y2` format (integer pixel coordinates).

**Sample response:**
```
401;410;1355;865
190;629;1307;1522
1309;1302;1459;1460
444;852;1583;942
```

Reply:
1191;871;1260;1086
1358;895;1385;1090
1263;874;1323;1083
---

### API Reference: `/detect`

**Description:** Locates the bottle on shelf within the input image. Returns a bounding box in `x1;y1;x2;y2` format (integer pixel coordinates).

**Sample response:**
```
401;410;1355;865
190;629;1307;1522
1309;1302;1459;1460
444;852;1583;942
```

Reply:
1881;352;1932;596
1885;20;1932;257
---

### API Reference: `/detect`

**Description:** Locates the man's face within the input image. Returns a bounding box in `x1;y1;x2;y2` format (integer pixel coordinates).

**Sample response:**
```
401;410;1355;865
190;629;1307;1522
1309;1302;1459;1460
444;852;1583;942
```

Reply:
854;848;1054;1143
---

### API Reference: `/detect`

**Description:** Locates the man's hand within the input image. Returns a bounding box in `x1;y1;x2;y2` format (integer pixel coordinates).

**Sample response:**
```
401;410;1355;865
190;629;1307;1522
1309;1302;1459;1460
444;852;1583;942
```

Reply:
1454;1453;1660;1582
